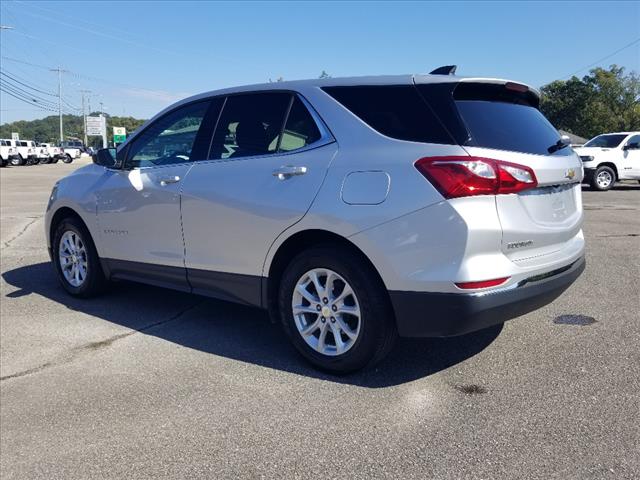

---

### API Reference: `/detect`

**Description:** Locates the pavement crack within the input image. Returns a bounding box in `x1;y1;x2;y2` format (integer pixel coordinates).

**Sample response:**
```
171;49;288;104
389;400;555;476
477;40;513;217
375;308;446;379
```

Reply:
3;216;41;249
0;301;203;383
595;233;639;238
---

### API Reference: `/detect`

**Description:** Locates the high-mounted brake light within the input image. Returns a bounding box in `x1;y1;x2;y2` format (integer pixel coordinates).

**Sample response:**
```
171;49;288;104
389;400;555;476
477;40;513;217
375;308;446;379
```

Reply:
414;156;537;199
455;277;510;289
505;82;529;93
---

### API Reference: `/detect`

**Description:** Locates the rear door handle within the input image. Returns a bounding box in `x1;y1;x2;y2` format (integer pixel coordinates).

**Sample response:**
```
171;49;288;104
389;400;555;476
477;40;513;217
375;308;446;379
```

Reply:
159;175;181;186
273;165;307;180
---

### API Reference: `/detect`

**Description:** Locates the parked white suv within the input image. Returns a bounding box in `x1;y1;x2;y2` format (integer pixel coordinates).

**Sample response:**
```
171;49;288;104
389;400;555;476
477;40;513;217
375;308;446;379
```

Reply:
45;71;585;372
575;132;640;190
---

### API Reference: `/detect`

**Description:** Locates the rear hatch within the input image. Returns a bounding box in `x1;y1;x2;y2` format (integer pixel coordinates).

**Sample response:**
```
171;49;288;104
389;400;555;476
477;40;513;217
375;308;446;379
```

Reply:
416;78;584;263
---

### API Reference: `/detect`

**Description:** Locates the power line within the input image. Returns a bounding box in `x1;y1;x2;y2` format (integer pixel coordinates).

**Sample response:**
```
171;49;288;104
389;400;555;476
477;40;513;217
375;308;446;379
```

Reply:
0;88;58;112
0;80;59;109
0;70;57;96
563;37;640;79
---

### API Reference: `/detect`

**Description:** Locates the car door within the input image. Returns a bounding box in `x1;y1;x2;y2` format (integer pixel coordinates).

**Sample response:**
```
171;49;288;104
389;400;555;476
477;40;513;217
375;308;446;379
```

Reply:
95;99;219;290
621;134;640;178
180;92;337;305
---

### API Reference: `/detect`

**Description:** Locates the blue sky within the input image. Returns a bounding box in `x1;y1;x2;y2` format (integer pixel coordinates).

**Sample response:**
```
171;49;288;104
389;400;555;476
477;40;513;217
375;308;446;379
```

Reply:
1;0;639;123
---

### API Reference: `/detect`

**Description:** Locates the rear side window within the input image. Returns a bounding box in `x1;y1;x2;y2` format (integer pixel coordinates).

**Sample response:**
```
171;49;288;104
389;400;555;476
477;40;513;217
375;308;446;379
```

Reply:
279;97;322;152
209;92;291;160
322;85;453;144
452;83;569;156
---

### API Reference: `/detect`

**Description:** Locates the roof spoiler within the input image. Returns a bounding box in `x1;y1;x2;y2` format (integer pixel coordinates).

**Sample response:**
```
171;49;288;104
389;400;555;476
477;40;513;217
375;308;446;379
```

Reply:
430;65;457;75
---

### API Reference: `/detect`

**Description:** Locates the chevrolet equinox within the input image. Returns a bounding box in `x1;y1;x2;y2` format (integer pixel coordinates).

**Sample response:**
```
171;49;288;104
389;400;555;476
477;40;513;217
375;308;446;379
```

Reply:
45;68;586;373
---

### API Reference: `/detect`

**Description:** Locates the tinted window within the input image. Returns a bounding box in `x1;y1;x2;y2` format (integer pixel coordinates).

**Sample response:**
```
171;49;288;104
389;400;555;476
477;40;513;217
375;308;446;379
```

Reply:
455;100;570;156
322;85;452;144
584;134;629;148
126;101;211;168
209;92;291;160
626;134;640;146
279;96;322;152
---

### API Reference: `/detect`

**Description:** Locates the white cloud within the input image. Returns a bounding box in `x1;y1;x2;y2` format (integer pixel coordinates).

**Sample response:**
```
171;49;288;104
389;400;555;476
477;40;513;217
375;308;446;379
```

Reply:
120;88;190;103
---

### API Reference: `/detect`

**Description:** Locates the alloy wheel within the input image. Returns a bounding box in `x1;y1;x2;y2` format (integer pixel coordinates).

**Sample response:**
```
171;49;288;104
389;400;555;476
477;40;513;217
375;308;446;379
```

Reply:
596;170;613;188
58;230;88;287
292;268;361;356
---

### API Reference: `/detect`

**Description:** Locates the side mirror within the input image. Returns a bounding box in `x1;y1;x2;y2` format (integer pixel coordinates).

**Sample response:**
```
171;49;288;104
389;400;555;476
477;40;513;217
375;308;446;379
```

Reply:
623;142;639;150
93;148;120;168
560;135;572;146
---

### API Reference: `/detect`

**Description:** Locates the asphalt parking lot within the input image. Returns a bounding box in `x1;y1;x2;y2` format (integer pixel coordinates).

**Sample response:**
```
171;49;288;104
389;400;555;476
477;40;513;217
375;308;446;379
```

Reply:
1;160;639;479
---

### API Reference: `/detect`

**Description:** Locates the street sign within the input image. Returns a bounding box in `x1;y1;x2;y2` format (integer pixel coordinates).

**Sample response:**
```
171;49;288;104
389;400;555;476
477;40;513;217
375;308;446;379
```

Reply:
113;126;126;144
86;116;106;136
11;132;19;140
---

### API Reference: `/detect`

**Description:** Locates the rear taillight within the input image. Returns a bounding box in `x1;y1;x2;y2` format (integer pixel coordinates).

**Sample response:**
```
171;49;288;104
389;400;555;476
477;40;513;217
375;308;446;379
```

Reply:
456;277;510;289
414;156;537;199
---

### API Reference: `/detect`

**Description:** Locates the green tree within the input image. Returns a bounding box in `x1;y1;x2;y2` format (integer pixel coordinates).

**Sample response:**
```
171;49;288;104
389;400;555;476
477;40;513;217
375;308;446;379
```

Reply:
0;113;146;146
540;65;640;139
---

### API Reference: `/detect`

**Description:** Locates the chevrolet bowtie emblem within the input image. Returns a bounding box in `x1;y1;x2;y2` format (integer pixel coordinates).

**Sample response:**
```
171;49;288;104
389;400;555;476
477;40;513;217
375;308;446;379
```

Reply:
565;168;576;180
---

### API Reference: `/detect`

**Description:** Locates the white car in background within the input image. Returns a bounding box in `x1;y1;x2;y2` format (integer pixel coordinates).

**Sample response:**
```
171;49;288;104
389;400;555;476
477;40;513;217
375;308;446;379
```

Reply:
1;139;20;167
40;143;66;163
14;140;38;165
575;132;640;190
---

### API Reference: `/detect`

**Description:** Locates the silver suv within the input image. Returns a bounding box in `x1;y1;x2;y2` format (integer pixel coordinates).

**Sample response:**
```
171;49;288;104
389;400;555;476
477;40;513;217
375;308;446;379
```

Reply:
45;69;585;373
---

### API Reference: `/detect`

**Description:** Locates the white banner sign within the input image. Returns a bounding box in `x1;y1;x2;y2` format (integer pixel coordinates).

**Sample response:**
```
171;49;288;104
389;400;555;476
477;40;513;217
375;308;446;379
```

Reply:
86;116;106;136
11;132;19;140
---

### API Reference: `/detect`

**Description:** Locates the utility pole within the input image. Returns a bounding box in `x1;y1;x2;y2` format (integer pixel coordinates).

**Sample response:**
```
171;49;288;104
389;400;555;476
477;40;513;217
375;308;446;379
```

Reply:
50;67;68;144
80;90;91;147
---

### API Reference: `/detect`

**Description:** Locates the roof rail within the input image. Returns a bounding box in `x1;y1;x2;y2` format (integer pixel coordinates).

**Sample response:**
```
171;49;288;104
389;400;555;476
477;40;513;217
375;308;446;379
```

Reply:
429;65;457;75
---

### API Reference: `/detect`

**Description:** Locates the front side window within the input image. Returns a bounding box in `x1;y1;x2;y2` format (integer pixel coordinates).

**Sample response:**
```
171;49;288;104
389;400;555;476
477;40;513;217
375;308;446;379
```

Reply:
584;134;628;148
126;101;211;168
209;92;291;160
279;97;322;152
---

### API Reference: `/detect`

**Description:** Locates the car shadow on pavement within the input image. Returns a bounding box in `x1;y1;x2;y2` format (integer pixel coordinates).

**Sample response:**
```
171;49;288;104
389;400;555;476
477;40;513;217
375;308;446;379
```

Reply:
2;262;503;388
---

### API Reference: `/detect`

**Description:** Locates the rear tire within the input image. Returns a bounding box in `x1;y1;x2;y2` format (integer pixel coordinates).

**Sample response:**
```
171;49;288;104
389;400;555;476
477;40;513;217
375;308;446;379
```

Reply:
278;246;397;374
11;155;24;166
52;216;107;297
590;166;615;191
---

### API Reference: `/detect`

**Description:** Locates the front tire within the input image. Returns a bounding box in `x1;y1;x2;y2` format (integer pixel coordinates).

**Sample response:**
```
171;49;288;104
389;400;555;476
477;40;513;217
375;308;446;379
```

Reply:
590;166;615;191
52;217;106;297
11;155;24;166
278;246;396;374
63;154;73;163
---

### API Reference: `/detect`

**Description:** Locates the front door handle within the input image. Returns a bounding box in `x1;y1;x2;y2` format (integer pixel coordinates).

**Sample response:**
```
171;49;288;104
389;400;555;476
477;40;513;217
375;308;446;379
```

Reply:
273;165;307;180
159;176;181;186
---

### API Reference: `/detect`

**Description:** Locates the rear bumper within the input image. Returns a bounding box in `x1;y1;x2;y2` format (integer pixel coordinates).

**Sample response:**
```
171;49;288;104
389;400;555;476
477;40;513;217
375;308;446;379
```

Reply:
390;256;585;337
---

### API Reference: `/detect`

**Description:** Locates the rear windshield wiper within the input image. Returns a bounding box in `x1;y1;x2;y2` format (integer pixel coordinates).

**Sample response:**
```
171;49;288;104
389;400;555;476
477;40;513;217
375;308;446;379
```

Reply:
547;139;570;154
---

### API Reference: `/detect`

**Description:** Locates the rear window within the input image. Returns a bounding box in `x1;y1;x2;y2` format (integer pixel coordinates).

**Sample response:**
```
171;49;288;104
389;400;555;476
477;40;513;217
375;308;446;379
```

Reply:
584;134;627;148
452;83;569;156
322;85;453;144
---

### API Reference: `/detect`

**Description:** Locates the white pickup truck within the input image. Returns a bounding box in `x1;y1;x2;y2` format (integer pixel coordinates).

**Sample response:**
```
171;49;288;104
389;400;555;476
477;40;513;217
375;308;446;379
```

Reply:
58;140;84;163
40;143;66;163
0;139;20;167
13;140;39;166
575;132;640;190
